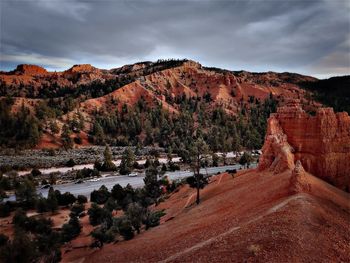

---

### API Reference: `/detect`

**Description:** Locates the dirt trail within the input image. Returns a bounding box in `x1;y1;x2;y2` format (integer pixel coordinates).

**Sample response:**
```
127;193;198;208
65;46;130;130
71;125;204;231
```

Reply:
160;193;312;263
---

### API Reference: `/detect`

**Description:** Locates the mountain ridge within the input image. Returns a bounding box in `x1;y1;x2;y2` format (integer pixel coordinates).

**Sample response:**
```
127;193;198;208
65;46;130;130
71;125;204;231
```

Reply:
0;59;344;150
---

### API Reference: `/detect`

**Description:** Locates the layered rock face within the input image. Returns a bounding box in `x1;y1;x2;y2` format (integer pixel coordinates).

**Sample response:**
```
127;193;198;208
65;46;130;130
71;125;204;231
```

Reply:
259;100;350;191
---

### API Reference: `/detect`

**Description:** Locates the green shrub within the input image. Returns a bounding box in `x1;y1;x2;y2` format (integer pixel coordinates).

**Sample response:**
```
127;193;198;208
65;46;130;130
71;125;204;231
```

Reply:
0;229;38;263
144;210;165;230
90;185;110;205
31;168;42;177
70;203;85;217
66;159;76;167
12;208;27;228
91;227;115;244
0;202;11;218
61;216;81;242
88;203;112;226
57;191;76;206
104;197;119;212
125;202;145;234
113;216;134;240
36;197;49;213
77;195;88;204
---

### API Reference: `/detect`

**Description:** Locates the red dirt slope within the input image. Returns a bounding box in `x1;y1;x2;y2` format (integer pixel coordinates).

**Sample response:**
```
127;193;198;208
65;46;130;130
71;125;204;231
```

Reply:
62;169;350;263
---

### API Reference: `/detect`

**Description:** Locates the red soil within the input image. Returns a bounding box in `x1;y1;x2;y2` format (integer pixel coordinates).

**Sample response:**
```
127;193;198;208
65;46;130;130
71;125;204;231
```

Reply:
61;169;350;263
0;208;71;240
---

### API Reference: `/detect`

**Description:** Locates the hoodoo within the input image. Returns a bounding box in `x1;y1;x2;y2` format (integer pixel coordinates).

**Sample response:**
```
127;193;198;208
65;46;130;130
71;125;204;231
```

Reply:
259;100;350;191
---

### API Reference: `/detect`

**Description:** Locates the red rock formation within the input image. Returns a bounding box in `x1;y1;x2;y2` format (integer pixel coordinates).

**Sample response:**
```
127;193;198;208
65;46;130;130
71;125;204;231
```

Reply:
258;115;295;173
259;100;350;191
65;64;97;73
290;160;311;193
14;64;48;75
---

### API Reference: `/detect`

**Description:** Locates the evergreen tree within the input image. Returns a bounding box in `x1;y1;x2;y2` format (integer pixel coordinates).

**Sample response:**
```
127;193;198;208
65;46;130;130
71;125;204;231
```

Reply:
15;179;37;208
211;153;219;167
102;145;117;171
239;152;253;168
47;187;58;213
61;124;73;150
50;121;59;134
143;164;161;201
119;148;135;175
91;122;105;145
187;137;209;205
125;202;145;234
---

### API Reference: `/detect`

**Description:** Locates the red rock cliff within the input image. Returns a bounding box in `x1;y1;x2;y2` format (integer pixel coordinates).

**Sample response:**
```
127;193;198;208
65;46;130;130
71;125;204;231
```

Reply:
259;100;350;191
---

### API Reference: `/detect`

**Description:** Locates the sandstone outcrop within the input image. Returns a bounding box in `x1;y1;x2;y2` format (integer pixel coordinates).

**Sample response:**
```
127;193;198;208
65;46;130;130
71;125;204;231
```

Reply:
290;160;311;193
65;64;97;73
14;64;48;75
258;115;295;173
259;100;350;191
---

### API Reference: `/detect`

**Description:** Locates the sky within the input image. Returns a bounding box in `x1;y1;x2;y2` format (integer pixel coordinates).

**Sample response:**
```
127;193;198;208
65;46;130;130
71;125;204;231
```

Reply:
0;0;349;78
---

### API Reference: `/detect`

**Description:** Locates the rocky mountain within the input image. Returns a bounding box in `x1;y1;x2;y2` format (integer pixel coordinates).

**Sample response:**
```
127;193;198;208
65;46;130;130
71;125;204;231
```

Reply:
258;99;350;191
0;59;328;150
0;59;316;104
79;60;317;115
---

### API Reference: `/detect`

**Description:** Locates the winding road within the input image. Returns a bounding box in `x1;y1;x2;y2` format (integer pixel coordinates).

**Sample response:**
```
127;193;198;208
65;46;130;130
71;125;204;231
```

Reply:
4;164;256;201
38;164;256;198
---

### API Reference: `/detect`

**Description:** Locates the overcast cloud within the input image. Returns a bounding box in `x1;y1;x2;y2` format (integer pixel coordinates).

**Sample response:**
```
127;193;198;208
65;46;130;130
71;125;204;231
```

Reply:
0;0;349;78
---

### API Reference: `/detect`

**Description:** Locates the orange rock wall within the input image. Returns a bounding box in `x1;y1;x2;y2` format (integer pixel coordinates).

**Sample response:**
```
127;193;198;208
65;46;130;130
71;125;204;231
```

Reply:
259;101;350;191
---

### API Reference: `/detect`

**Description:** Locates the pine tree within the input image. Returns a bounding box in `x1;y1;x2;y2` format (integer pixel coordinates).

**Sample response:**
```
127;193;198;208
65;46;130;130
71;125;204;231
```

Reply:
239;152;253;168
187;137;209;205
144;164;161;200
119;148;135;175
47;187;58;213
50;121;59;134
61;124;73;150
92;122;105;145
102;145;117;171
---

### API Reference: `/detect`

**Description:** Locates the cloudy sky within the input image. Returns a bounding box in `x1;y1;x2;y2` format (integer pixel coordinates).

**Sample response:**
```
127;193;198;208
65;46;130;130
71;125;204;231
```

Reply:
0;0;349;78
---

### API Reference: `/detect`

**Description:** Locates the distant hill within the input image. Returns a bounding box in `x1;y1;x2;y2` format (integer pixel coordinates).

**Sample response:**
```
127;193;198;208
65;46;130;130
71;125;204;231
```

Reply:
300;76;350;114
0;59;324;150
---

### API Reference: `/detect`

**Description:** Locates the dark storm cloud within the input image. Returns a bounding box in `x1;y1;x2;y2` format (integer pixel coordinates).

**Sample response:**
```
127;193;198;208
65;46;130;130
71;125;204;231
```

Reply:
0;0;349;78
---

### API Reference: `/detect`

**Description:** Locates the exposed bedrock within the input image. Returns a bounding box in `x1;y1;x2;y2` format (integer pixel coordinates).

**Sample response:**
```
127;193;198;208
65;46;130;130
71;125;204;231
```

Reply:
259;100;350;191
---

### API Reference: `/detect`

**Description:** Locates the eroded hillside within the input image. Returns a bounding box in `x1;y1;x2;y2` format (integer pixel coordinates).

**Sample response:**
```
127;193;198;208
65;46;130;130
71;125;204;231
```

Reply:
0;60;320;150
